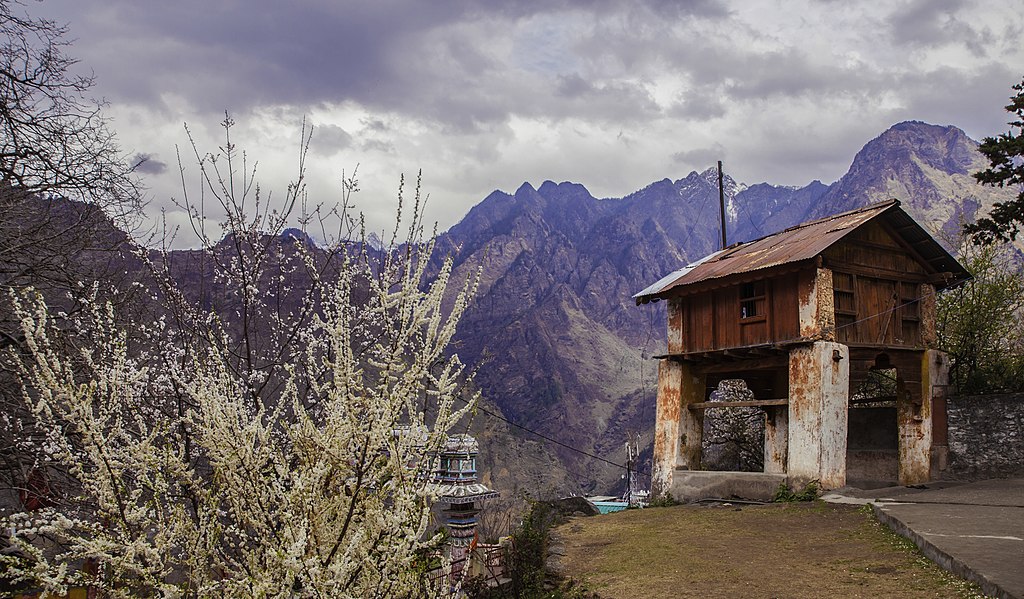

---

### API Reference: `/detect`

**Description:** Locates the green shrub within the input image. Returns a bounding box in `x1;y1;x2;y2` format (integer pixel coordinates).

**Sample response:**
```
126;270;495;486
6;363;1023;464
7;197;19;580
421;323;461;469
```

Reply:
772;480;820;502
648;493;681;508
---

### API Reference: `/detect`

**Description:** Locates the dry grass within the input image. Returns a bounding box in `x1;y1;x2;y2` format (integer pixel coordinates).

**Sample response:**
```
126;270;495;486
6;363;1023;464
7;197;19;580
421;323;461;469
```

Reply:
552;502;987;599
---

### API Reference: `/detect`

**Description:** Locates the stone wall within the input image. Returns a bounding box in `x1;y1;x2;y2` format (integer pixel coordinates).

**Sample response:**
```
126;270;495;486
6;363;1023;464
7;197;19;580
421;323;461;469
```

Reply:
945;393;1024;480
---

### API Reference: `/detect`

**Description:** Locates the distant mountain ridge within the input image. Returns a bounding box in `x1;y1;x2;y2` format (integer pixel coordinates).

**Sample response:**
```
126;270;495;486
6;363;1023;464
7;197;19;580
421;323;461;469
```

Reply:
37;121;1008;499
436;121;1017;495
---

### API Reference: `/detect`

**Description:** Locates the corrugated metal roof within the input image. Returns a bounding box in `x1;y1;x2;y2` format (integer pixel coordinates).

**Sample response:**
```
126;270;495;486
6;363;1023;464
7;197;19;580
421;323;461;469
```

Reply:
635;199;969;303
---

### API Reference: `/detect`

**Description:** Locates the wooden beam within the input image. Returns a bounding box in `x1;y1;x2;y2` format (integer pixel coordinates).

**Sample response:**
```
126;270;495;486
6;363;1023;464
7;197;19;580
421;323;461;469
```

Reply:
694;355;789;375
822;261;928;282
878;218;942;276
689;398;789;410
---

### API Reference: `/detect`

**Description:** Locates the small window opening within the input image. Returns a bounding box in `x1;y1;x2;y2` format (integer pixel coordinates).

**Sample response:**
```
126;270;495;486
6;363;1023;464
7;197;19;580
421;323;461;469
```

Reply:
740;281;765;320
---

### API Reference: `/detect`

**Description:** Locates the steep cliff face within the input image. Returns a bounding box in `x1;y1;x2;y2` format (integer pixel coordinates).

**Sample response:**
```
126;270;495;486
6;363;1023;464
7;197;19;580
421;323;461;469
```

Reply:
811;121;1002;241
439;121;1016;495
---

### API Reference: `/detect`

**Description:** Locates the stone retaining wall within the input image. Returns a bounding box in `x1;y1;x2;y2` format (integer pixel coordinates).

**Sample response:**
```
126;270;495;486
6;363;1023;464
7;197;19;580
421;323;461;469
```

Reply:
946;393;1024;480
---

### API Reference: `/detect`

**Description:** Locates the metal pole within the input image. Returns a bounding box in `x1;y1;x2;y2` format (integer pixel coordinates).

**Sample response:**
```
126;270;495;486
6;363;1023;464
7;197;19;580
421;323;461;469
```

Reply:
718;160;727;250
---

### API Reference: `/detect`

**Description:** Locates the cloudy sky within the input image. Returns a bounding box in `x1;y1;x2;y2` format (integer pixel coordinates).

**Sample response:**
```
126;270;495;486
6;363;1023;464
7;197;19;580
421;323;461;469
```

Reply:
30;0;1024;245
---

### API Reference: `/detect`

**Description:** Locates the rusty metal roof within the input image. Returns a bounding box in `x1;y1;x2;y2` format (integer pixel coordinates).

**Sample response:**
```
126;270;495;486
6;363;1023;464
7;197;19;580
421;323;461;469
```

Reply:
635;199;969;303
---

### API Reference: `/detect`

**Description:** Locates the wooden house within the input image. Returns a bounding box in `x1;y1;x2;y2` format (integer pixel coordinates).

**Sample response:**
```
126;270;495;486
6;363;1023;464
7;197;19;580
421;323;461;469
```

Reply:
635;199;969;499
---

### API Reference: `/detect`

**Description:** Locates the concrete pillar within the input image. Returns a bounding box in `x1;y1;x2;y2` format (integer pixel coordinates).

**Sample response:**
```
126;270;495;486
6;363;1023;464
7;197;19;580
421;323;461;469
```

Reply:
897;350;946;484
787;341;849;488
651;359;705;498
764;406;788;474
798;268;836;341
652;359;681;497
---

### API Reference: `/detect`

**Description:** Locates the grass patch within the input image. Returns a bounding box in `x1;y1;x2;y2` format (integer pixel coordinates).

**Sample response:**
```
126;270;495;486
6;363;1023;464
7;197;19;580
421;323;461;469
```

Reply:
553;502;988;598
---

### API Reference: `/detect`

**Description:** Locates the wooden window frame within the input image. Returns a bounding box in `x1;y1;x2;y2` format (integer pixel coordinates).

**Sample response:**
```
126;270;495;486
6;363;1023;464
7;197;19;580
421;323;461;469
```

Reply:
739;281;767;323
833;271;858;340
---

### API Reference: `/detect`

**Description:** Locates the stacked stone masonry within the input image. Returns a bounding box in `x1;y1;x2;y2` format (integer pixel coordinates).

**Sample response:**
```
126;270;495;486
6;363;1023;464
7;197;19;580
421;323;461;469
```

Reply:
945;394;1024;480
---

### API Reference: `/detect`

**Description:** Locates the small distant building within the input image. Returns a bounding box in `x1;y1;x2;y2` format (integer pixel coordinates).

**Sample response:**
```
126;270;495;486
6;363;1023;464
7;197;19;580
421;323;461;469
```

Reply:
635;200;969;500
432;434;499;564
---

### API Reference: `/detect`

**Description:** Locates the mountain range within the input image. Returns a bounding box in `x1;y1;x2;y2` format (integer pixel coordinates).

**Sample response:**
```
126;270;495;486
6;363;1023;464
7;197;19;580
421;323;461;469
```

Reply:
435;120;1017;495
8;120;1011;502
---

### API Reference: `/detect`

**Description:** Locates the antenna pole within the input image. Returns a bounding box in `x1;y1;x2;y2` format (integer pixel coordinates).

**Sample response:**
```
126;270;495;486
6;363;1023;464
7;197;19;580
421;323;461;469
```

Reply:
718;160;727;250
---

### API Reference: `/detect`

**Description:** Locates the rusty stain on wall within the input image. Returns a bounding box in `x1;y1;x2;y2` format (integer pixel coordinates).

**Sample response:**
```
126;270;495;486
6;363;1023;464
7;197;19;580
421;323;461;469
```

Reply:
817;268;836;341
788;342;848;488
641;201;962;498
764;406;788;474
652;359;682;497
920;283;937;348
798;268;836;340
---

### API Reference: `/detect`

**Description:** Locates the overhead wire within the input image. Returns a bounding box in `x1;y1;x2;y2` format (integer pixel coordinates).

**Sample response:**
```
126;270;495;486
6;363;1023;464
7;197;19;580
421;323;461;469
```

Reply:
458;393;653;476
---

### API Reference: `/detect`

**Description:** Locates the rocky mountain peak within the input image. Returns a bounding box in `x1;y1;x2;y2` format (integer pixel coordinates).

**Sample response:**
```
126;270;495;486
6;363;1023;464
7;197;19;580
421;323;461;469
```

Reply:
435;120;1017;495
801;120;997;225
858;121;976;176
515;181;539;197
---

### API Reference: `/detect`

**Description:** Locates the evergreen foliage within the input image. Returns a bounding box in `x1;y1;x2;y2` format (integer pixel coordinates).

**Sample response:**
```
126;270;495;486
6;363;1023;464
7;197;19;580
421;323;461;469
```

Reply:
965;77;1024;244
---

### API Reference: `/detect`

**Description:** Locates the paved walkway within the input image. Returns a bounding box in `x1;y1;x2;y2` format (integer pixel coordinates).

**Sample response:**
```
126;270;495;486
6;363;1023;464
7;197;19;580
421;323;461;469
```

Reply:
824;479;1024;599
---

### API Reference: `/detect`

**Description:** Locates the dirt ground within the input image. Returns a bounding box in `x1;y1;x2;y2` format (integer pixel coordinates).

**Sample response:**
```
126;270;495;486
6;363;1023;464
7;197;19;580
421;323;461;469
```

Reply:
551;502;987;599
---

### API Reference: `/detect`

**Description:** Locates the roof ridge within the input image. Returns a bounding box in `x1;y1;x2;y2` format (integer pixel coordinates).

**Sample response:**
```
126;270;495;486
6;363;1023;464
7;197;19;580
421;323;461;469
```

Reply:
632;198;971;303
779;198;899;234
707;199;900;263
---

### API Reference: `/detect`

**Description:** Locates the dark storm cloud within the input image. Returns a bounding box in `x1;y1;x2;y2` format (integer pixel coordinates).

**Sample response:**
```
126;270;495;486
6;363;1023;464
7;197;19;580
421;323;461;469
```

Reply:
130;153;168;175
722;49;855;99
81;1;453;113
311;124;353;156
671;145;725;166
887;0;988;53
891;63;1021;137
552;74;661;121
45;0;726;129
668;88;727;120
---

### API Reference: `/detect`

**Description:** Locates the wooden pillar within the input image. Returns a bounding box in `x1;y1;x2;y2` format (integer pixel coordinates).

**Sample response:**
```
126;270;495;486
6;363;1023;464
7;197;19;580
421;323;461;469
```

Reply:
651;359;705;498
787;342;849;489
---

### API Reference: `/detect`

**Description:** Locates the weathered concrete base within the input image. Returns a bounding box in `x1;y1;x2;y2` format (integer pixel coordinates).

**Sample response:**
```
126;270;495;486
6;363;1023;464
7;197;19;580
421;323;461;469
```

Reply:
847;449;898;483
669;470;787;502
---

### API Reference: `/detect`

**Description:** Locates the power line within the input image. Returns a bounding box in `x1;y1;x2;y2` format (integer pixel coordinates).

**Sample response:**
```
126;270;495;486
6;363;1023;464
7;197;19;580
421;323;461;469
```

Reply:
461;395;652;476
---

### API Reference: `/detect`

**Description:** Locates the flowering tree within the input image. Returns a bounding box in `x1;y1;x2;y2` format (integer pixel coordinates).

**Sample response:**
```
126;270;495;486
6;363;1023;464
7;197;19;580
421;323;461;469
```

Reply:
1;121;480;596
702;379;764;472
0;0;144;510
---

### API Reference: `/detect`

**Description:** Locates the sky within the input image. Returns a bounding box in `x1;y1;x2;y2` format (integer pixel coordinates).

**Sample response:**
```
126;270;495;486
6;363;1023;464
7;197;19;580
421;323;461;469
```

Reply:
28;0;1024;246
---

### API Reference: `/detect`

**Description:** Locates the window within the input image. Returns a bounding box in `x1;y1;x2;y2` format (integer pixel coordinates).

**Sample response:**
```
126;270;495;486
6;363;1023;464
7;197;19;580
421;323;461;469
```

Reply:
833;272;857;340
899;282;920;344
739;281;765;320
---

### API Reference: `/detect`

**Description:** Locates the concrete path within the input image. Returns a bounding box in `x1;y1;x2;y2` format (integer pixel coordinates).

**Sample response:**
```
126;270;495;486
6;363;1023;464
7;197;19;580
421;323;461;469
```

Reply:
825;479;1024;599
